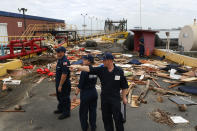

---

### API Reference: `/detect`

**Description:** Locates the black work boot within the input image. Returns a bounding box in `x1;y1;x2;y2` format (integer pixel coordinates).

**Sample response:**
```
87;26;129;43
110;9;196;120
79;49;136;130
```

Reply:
53;110;62;114
58;114;70;120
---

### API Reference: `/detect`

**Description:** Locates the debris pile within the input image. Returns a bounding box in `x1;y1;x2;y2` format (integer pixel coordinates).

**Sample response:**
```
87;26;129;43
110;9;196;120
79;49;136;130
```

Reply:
0;44;197;129
150;109;175;127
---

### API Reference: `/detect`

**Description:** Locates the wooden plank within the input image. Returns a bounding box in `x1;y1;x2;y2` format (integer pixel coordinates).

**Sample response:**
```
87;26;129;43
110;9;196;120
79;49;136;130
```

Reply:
138;80;150;104
150;86;189;96
156;72;170;79
152;79;162;88
168;83;182;88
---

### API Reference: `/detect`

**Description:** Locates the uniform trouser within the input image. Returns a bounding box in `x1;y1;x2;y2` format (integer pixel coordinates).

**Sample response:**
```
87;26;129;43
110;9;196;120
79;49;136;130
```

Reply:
79;97;97;131
101;98;124;131
56;86;71;115
139;47;144;57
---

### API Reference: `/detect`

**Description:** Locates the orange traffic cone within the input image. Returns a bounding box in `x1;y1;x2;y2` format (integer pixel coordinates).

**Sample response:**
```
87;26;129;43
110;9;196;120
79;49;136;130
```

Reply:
146;48;150;57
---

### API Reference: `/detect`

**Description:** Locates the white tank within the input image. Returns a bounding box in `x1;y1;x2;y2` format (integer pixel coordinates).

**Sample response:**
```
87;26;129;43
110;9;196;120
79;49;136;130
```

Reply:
179;20;197;51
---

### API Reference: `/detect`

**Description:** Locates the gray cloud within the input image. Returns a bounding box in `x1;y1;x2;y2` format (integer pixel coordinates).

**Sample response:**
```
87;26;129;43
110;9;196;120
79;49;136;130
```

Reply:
1;0;197;29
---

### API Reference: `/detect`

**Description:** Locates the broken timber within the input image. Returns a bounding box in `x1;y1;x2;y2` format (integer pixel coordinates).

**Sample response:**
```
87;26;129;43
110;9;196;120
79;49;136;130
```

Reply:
150;86;189;96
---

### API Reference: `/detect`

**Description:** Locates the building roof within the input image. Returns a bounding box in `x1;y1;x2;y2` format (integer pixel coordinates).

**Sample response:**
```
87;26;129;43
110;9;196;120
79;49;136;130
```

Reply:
0;10;64;23
130;29;159;33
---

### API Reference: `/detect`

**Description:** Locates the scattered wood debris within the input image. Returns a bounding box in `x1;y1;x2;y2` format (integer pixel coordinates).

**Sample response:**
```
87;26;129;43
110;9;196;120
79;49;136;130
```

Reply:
150;86;189;96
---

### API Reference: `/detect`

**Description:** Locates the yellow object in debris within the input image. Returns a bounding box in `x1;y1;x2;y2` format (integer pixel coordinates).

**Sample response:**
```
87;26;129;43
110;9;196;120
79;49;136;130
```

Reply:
101;32;128;43
153;49;197;68
0;66;7;76
128;82;131;86
0;59;23;77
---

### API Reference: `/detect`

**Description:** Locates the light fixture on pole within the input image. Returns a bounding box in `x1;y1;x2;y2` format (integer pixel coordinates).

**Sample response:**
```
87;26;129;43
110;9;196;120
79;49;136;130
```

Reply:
81;13;87;36
89;16;94;35
18;8;28;30
95;17;99;32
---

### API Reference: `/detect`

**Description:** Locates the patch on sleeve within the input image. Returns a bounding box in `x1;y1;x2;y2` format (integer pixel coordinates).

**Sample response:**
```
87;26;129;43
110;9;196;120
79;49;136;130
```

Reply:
63;62;67;66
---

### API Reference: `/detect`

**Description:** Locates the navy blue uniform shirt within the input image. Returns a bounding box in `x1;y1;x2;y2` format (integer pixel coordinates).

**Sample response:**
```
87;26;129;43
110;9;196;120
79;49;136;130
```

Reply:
56;55;71;88
89;64;128;101
78;67;97;100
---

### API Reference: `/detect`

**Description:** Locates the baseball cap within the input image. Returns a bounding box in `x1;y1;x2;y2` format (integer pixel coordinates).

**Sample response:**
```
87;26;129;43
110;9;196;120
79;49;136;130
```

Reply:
101;52;114;60
82;54;94;63
139;38;144;43
55;46;66;53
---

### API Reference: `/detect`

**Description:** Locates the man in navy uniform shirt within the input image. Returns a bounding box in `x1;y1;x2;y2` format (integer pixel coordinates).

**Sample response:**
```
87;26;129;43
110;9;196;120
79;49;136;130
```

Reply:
54;46;71;120
73;54;98;131
71;52;128;131
139;38;145;57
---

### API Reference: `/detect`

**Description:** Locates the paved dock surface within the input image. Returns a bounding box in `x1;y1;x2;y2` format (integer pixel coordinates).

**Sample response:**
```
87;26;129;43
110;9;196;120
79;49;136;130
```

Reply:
0;78;197;131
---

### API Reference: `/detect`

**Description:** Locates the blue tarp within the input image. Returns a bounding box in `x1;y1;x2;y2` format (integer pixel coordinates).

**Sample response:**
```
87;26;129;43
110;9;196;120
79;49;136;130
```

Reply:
128;59;141;65
71;59;83;65
178;86;197;95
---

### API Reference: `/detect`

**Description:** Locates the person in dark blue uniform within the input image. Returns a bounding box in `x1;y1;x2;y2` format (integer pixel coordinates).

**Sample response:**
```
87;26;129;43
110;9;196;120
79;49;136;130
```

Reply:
73;54;98;131
71;52;128;131
139;38;145;57
54;46;71;120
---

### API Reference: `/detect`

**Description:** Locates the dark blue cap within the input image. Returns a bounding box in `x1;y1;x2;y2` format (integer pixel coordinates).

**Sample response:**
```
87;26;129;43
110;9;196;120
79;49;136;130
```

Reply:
82;54;94;63
101;52;114;60
139;38;144;43
55;46;66;53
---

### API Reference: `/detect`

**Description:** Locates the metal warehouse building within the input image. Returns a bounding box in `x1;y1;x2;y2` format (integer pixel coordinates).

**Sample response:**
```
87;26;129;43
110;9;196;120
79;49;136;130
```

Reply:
0;10;65;37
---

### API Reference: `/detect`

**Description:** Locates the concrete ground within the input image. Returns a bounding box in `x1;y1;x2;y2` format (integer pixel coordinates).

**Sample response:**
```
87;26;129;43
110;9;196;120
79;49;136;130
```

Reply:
0;77;197;131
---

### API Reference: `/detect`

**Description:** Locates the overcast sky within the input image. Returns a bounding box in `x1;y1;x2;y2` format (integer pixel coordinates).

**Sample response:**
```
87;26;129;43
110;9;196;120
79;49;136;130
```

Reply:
1;0;197;30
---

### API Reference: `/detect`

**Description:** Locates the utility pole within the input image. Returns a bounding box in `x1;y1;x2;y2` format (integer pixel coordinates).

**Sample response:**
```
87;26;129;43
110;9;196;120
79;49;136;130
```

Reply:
96;17;99;34
139;0;142;29
18;8;27;30
89;16;94;35
81;13;87;36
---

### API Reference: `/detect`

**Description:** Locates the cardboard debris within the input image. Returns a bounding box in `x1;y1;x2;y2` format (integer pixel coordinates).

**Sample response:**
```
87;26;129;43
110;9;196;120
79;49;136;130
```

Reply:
170;116;189;124
2;76;21;85
3;80;21;85
122;54;133;58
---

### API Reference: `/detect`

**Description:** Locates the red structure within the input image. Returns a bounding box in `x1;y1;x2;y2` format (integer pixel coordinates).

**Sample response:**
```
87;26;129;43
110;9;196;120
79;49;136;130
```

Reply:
0;38;47;60
0;10;65;36
130;29;158;56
